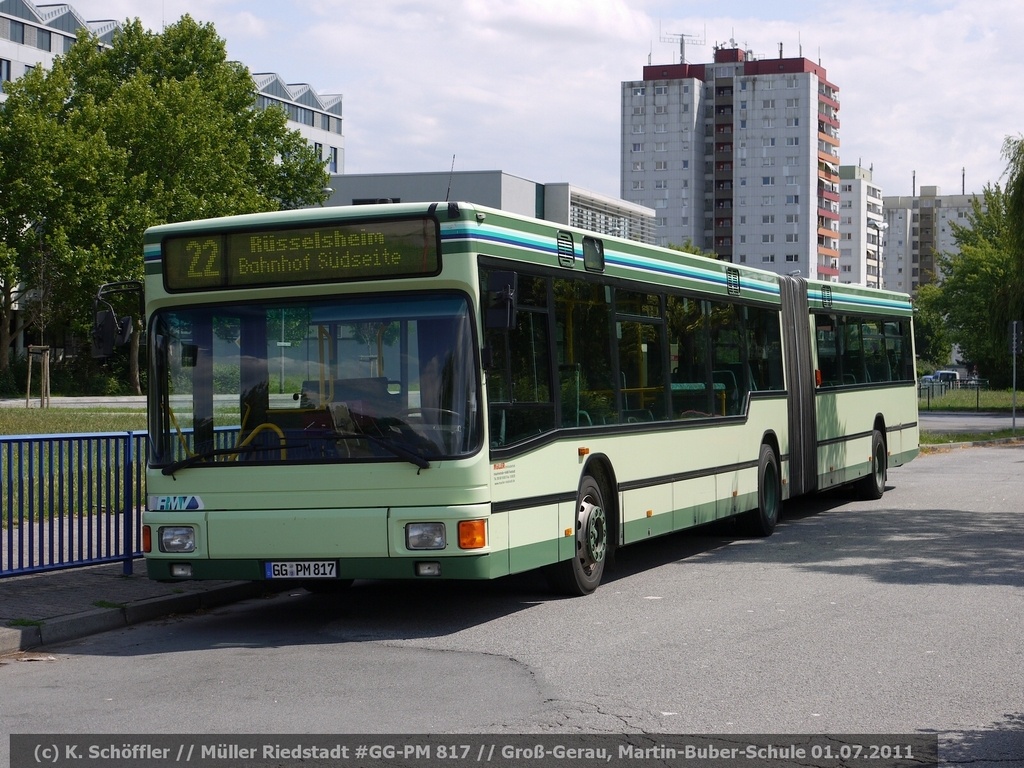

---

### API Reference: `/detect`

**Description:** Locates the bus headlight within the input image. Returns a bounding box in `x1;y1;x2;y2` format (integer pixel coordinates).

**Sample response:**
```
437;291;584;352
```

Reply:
159;526;196;553
406;522;446;550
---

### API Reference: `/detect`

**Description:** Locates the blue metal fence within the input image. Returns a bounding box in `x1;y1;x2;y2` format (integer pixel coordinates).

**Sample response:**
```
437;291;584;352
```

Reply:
1;431;147;578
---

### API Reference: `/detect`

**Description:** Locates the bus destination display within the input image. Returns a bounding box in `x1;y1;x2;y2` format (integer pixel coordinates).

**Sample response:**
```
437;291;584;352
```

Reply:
163;217;440;291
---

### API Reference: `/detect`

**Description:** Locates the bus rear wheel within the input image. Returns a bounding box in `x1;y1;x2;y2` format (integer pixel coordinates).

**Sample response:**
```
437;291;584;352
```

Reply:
857;429;886;500
744;443;781;537
548;475;608;596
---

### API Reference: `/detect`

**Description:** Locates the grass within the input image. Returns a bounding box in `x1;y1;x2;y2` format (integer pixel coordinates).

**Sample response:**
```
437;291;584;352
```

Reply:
921;429;1023;446
918;387;1024;412
0;407;147;435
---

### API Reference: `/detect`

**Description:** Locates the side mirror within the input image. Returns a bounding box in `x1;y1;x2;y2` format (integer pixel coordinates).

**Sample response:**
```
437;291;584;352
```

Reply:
91;310;116;358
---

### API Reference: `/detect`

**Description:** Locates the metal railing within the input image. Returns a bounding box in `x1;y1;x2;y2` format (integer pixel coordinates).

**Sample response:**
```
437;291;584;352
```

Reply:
1;427;239;578
2;431;147;578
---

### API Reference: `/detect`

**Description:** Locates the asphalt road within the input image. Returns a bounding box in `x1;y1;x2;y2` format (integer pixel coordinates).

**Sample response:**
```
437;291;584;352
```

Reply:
1;445;1022;767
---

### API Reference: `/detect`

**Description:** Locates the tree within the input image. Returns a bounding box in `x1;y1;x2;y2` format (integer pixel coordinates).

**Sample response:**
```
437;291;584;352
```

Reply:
0;16;330;391
912;282;953;368
931;185;1015;386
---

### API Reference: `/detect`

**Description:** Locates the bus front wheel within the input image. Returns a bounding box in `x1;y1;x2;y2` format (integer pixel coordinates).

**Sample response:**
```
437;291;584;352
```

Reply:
548;475;608;596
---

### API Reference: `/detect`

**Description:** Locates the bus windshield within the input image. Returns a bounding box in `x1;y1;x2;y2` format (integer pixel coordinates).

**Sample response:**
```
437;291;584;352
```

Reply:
148;293;480;469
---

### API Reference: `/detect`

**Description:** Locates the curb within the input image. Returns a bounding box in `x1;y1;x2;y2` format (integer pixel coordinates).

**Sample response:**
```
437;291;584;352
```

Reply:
0;581;275;656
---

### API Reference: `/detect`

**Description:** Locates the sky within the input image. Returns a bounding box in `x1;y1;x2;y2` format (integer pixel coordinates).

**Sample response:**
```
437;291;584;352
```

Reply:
62;0;1024;200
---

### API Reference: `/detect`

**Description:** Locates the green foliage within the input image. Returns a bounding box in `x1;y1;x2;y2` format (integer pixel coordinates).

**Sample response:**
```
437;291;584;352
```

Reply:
0;15;330;386
912;283;952;367
932;185;1017;386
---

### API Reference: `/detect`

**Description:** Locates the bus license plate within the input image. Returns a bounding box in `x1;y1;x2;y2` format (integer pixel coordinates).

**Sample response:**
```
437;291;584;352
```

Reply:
265;561;337;579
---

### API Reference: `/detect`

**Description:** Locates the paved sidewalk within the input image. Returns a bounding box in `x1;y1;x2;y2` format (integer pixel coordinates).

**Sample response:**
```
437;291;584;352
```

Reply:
0;560;274;656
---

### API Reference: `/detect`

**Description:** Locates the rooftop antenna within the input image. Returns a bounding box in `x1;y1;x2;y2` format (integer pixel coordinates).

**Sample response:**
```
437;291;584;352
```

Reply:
445;154;456;202
659;23;705;64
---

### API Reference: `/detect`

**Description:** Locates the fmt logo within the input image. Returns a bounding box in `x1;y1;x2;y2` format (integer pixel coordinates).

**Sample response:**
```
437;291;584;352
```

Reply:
149;495;204;511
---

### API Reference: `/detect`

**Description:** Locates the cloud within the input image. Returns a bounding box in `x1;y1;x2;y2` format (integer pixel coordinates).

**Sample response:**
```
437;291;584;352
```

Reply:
63;0;1024;197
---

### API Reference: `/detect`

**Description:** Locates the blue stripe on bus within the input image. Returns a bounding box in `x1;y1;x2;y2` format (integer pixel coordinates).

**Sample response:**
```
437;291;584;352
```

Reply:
442;226;781;299
807;290;911;312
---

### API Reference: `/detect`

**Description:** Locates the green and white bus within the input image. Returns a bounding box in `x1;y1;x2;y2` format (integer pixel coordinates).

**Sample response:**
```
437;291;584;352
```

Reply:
132;201;918;595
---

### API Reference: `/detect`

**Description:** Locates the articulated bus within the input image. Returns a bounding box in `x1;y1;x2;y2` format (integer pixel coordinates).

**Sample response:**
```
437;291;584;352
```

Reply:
132;201;918;595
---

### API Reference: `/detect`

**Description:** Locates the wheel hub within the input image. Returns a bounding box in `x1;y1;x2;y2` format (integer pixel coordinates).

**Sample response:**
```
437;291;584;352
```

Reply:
578;498;607;566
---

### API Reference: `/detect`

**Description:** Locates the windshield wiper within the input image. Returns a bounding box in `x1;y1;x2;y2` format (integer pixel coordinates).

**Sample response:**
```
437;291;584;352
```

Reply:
161;444;267;477
336;432;431;470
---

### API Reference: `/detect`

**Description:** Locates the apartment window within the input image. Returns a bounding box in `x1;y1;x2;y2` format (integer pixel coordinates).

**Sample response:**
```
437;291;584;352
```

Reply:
632;161;645;171
655;85;667;95
654;124;666;133
633;86;645;97
762;99;775;109
786;98;799;108
786;254;799;262
762;118;774;128
762;254;776;263
762;196;774;205
9;20;25;44
655;105;667;114
632;124;644;134
762;176;775;186
36;28;51;52
762;138;775;147
681;160;689;169
762;157;775;167
0;59;10;90
631;143;643;153
762;234;775;244
786;117;800;127
785;137;800;146
762;215;775;224
786;195;800;204
786;214;799;224
631;181;644;191
654;142;667;152
632;106;645;116
785;233;799;243
328;147;339;173
655;180;668;189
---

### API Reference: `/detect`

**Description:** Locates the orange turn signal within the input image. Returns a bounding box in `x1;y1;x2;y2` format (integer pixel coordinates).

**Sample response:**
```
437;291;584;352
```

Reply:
142;525;152;553
458;520;487;549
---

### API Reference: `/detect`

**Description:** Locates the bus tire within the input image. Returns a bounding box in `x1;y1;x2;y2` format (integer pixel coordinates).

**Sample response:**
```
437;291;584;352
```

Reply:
547;475;608;596
857;429;886;500
744;443;781;537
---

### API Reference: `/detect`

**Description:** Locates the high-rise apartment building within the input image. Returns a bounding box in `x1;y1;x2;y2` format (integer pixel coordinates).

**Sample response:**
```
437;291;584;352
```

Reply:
881;186;980;294
838;165;884;288
621;42;841;281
